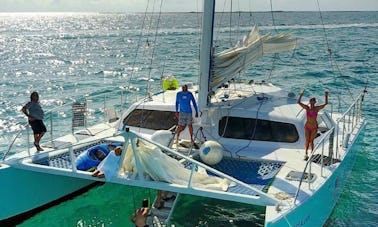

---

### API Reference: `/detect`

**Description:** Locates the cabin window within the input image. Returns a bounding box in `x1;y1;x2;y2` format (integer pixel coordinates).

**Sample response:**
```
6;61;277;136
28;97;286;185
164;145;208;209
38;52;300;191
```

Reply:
123;109;176;130
218;116;299;143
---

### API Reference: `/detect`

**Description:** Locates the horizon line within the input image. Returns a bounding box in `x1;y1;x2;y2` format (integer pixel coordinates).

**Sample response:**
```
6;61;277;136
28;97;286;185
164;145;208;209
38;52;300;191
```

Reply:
0;10;377;14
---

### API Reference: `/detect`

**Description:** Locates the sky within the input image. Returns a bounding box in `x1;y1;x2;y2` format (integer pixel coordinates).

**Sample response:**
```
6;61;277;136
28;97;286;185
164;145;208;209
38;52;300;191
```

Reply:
0;0;377;12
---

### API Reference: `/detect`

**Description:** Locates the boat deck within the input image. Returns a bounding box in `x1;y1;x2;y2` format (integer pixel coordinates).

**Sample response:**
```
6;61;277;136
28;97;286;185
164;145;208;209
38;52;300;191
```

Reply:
32;140;106;169
24;137;284;225
6;103;365;227
32;141;283;196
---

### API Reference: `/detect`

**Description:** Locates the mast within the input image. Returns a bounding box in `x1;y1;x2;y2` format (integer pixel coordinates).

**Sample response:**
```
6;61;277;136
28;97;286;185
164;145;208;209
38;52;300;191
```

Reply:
198;0;215;110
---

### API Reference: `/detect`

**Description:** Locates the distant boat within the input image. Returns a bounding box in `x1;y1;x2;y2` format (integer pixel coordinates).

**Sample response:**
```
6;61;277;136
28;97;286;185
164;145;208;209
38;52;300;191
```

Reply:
0;0;366;226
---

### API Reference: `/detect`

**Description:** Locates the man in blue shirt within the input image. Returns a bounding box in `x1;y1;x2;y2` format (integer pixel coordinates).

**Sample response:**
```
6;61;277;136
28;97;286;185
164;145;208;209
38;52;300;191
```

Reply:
175;84;199;144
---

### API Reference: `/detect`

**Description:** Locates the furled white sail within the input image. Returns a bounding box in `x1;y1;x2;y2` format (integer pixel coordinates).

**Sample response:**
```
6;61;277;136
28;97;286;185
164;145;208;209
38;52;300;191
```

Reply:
210;26;297;91
120;141;232;191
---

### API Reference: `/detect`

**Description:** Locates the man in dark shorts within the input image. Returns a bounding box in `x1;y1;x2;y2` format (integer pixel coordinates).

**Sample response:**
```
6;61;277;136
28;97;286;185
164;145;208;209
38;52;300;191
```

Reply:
175;84;199;144
21;91;47;151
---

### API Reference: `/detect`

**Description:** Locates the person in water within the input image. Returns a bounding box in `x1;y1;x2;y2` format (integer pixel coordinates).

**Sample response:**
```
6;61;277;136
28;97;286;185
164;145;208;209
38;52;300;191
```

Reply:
175;84;199;144
92;146;123;179
130;199;150;227
297;89;329;161
21;91;47;151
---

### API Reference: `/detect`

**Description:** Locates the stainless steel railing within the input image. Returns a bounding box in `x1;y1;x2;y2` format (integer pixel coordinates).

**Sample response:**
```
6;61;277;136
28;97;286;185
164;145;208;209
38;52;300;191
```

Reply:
293;92;365;205
114;128;280;206
1;88;140;163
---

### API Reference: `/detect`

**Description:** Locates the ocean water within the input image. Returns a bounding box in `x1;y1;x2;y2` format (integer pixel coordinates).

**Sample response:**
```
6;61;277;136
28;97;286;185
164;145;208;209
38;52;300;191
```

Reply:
0;11;377;226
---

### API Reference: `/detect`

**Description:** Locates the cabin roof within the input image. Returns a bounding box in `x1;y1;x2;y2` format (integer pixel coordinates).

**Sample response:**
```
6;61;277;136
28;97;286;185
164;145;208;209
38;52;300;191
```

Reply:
209;82;304;122
127;82;305;123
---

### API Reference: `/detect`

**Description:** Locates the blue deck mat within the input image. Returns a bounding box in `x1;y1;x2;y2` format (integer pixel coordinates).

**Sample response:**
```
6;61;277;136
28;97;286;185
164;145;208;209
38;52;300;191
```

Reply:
32;141;104;169
206;158;283;193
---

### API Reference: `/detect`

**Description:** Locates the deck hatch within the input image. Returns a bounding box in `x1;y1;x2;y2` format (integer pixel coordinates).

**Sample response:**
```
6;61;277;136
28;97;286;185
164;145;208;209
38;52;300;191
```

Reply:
285;170;315;182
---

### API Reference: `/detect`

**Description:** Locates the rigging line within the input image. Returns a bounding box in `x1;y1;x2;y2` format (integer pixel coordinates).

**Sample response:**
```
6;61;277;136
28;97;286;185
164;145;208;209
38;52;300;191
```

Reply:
315;0;331;61
315;0;355;101
148;188;152;208
267;53;278;82
201;125;234;157
248;0;256;25
159;56;168;95
291;49;330;92
141;9;153;62
237;5;242;43
265;36;297;83
213;0;227;48
145;0;164;95
196;0;202;75
217;108;235;157
269;0;278;33
132;0;160;134
235;98;265;158
229;0;233;45
144;0;159;47
127;0;151;87
328;49;355;102
361;77;368;102
132;187;137;217
290;38;299;59
228;1;242;46
232;0;242;44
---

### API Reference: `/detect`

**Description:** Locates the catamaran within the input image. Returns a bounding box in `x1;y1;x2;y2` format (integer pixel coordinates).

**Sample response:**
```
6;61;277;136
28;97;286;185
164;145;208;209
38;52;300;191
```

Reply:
0;0;366;226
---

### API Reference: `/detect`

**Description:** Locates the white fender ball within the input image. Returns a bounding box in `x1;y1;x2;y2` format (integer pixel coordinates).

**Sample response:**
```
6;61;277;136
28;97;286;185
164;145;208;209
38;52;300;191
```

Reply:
199;141;223;165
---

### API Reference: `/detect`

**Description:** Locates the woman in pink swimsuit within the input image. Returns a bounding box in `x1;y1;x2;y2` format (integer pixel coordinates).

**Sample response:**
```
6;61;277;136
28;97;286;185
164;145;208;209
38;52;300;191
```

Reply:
297;89;329;160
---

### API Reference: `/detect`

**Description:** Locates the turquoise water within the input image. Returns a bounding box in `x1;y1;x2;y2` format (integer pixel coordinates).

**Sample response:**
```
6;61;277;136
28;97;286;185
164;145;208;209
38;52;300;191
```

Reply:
0;11;377;226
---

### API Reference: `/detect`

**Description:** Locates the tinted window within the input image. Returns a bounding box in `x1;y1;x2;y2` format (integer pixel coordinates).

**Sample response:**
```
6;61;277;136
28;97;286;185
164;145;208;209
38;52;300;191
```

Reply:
219;117;298;143
123;109;176;130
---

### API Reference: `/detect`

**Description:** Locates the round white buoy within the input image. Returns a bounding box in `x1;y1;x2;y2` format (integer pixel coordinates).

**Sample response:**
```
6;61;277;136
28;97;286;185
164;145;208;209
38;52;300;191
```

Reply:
199;141;223;165
151;130;173;147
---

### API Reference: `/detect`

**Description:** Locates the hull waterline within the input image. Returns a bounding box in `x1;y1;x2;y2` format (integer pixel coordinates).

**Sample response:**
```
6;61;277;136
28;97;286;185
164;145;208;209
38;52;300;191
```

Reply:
0;164;96;225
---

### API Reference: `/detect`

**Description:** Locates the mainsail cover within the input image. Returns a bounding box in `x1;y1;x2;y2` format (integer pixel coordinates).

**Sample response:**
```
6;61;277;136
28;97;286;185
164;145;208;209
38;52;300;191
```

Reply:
211;26;297;90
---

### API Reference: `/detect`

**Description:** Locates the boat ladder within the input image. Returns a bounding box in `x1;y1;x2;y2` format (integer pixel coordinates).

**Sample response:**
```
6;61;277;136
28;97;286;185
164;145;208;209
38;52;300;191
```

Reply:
148;192;178;227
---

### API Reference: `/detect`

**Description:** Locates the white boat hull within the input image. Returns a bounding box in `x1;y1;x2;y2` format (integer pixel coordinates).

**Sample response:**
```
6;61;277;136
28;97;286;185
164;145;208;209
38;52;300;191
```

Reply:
0;164;95;224
266;123;365;226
